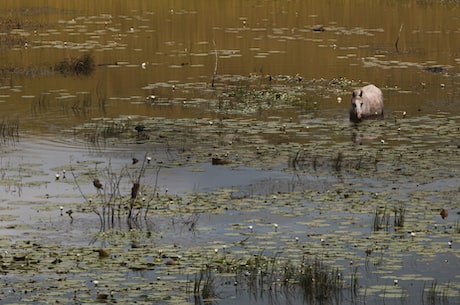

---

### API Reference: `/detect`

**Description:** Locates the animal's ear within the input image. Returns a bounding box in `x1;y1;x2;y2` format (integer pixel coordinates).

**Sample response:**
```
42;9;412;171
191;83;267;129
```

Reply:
359;90;363;97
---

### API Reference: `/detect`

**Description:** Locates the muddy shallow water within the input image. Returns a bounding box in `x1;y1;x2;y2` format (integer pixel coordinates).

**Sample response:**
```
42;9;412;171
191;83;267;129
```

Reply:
0;1;459;304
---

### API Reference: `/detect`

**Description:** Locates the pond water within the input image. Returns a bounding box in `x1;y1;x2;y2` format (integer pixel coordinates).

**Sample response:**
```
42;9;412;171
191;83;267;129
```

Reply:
0;1;459;304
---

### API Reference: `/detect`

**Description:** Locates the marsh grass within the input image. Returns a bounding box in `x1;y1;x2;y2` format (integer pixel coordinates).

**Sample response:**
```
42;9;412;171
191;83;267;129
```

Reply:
192;266;219;304
350;266;359;299
82;120;130;150
298;258;343;303
334;152;344;172
373;204;406;232
289;149;379;174
0;53;95;77
55;53;95;76
0;117;19;143
424;281;450;305
232;254;343;304
393;204;406;228
373;206;391;231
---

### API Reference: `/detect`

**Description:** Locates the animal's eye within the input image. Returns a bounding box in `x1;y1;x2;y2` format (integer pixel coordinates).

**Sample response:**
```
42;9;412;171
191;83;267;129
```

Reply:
360;102;364;107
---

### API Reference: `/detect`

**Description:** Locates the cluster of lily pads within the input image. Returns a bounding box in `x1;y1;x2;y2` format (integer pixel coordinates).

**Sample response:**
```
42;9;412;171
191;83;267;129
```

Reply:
0;72;456;303
45;97;459;304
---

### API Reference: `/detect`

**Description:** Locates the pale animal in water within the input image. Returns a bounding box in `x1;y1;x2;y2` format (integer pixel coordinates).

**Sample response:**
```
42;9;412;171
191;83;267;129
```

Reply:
350;84;384;122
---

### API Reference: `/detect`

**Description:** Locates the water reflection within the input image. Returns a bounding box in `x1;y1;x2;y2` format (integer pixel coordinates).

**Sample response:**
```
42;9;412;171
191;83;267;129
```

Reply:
0;0;457;136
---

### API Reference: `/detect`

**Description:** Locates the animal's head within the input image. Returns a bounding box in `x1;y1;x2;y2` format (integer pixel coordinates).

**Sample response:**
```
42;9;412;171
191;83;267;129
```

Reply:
351;89;364;121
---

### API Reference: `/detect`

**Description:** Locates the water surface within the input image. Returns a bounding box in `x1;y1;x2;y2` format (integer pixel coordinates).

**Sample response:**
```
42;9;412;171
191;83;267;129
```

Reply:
0;1;459;304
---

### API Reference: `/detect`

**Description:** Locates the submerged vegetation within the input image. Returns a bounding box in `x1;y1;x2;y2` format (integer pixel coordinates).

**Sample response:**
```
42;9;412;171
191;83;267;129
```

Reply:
0;3;458;305
0;74;457;304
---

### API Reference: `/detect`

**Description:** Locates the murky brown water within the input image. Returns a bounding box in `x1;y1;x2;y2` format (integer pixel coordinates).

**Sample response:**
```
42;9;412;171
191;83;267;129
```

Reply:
0;1;459;304
1;0;459;132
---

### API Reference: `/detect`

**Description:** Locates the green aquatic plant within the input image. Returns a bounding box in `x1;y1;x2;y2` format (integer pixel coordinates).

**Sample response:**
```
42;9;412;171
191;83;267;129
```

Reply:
373;206;391;232
373;204;406;232
298;258;343;303
232;254;343;304
192;265;219;304
393;204;406;228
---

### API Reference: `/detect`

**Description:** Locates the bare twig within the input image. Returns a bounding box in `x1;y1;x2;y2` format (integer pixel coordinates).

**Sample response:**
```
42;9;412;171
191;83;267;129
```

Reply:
144;167;161;219
211;40;218;87
70;165;103;230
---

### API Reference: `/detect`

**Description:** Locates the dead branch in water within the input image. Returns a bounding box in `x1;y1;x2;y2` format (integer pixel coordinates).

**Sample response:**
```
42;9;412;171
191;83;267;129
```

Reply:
395;24;404;53
211;40;218;87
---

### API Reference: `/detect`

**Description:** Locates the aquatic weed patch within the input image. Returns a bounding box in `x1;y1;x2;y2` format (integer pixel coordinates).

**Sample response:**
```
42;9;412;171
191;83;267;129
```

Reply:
0;238;349;304
0;122;458;305
54;53;96;76
3;86;460;304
